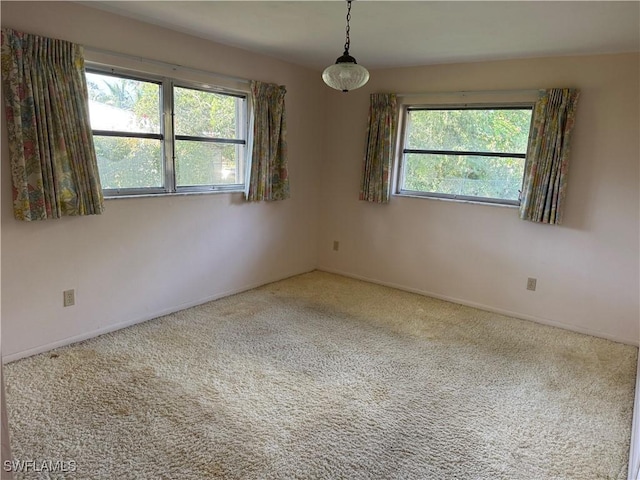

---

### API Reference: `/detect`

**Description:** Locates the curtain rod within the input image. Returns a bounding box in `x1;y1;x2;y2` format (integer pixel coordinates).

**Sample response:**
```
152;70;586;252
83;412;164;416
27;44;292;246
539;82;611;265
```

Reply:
83;46;251;85
396;88;544;97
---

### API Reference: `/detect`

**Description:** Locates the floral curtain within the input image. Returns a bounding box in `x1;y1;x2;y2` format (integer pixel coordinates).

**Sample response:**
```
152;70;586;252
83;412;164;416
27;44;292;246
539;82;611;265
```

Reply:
360;93;398;203
1;28;104;221
519;88;580;225
246;80;289;202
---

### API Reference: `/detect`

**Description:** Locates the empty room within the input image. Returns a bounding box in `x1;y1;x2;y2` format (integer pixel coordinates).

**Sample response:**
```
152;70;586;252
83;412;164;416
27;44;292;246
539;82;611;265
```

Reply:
1;1;639;479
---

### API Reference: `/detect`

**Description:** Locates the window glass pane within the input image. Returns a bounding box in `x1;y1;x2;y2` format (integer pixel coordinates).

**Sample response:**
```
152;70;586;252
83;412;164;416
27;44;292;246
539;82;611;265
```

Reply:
403;153;524;201
94;136;163;189
86;72;160;134
175;140;244;186
174;87;241;138
407;109;531;154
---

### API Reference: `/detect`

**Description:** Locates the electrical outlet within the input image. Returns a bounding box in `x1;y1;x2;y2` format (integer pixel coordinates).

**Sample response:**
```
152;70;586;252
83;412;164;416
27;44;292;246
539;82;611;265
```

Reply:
333;240;340;251
63;289;75;307
526;278;537;291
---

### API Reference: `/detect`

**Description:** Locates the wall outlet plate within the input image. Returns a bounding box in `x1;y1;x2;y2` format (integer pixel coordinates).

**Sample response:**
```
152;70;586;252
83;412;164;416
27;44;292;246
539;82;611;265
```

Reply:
63;289;75;307
526;278;537;291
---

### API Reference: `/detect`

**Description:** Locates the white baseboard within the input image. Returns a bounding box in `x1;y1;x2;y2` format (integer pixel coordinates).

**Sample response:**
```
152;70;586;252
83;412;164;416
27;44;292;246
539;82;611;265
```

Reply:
629;356;640;480
317;267;638;347
2;269;315;364
7;267;634;364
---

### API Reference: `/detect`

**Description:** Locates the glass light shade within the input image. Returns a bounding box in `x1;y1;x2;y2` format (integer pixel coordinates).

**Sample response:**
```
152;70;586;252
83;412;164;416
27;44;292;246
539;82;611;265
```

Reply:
322;62;370;92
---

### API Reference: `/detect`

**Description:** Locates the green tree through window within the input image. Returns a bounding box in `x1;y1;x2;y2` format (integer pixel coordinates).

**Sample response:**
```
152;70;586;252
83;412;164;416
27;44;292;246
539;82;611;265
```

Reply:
173;86;245;187
86;68;248;195
87;72;163;189
400;107;533;204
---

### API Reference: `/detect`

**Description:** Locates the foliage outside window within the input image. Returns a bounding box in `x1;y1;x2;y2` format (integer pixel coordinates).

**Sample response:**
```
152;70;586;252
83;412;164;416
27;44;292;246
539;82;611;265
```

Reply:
398;106;533;205
86;67;248;196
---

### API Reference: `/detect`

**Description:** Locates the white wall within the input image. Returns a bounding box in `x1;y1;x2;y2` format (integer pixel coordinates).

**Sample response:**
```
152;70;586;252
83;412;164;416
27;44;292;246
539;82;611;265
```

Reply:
318;54;640;345
0;2;325;360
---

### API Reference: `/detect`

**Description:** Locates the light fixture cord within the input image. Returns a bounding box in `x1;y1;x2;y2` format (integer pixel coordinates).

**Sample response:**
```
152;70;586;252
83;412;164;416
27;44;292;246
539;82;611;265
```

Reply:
343;1;352;55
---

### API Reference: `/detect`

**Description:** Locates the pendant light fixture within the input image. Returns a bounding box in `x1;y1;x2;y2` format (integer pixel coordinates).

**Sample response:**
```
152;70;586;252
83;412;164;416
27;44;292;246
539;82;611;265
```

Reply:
322;0;369;93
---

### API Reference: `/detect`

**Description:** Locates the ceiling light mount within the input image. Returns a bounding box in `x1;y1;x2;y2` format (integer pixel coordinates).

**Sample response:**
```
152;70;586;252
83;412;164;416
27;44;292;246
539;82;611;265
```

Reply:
322;0;369;93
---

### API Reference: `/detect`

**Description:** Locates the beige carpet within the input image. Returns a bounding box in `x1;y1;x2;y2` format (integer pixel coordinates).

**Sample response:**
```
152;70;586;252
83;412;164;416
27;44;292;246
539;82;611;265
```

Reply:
4;271;638;479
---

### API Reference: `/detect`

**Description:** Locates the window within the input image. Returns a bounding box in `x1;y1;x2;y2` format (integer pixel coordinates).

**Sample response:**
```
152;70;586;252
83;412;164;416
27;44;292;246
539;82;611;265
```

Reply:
86;67;248;196
397;105;533;205
86;71;164;191
173;86;246;188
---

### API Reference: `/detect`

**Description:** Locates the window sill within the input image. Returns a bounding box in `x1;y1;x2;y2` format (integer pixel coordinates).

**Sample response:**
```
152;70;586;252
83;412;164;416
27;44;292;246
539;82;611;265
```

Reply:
104;189;245;200
393;192;519;209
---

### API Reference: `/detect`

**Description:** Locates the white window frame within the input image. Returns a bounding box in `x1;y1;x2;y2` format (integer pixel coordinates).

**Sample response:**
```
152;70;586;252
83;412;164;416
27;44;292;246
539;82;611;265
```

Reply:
395;102;534;206
86;63;250;197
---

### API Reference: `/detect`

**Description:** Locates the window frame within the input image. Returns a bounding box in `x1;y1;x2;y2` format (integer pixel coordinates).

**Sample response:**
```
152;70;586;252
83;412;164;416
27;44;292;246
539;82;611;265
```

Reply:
395;102;534;206
86;63;250;197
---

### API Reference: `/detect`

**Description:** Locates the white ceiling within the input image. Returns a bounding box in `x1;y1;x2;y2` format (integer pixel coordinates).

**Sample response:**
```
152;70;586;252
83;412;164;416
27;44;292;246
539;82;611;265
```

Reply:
84;1;640;70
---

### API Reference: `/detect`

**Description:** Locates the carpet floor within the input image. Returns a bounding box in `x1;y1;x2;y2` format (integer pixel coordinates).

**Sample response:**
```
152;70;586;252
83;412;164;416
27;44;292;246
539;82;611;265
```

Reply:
4;271;638;479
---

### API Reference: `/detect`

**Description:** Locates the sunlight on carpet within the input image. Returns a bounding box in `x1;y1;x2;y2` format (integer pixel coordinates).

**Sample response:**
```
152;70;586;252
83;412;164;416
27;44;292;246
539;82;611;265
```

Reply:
4;271;638;479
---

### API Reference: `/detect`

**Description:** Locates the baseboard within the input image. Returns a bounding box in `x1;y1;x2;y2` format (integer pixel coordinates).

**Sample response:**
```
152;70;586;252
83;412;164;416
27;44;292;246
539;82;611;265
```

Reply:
629;356;640;480
317;267;638;347
2;268;315;364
